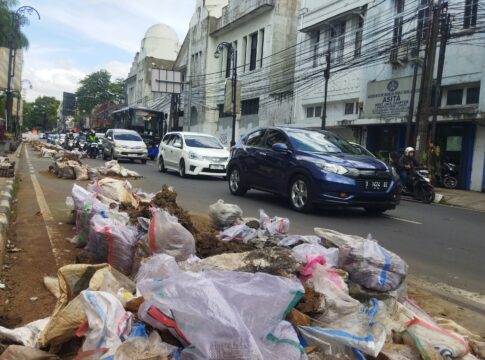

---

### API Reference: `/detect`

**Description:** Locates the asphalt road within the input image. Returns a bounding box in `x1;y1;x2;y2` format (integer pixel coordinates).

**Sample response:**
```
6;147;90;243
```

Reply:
29;150;485;294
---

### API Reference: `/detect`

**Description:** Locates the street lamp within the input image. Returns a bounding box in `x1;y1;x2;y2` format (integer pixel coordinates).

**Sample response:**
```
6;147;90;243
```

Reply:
6;6;40;138
215;42;238;147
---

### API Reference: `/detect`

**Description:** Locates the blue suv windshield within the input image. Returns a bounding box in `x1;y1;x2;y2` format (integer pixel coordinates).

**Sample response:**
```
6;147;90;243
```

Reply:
286;129;359;155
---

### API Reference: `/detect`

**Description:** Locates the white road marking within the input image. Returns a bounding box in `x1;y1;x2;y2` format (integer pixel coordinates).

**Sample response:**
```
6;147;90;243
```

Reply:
386;215;422;225
25;148;61;267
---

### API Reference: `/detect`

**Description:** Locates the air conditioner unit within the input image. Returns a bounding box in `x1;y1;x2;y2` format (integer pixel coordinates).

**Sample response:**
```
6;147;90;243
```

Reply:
390;43;409;65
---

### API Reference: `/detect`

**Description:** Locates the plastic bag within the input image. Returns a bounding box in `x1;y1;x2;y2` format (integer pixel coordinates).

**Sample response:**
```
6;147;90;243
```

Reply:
148;208;195;261
218;224;258;243
0;345;60;359
71;184;109;247
299;298;387;357
135;253;180;284
260;209;290;236
404;318;469;358
137;270;305;360
278;235;321;247
77;290;133;359
92;178;137;207
292;243;339;267
314;227;367;248
115;323;173;360
340;238;408;292
0;318;49;348
85;214;138;275
73;165;89;180
209;199;243;229
39;264;108;347
306;264;360;320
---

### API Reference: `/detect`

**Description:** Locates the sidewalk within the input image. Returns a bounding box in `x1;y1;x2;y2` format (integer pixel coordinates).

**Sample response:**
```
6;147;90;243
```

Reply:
436;187;485;212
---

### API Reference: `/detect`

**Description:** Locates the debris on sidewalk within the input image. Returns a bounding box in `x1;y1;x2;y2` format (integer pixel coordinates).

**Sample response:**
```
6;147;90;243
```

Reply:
0;157;15;177
1;177;483;360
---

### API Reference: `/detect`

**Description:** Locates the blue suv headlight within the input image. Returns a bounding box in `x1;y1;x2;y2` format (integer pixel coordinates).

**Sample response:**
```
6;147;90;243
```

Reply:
317;161;349;175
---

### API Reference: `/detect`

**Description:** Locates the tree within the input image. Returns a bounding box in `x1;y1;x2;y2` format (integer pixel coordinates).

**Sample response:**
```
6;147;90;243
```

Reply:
0;0;30;49
22;96;60;131
75;70;125;115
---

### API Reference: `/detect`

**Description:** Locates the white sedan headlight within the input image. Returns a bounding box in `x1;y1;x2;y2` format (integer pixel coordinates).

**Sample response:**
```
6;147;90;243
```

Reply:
189;151;202;160
317;161;348;175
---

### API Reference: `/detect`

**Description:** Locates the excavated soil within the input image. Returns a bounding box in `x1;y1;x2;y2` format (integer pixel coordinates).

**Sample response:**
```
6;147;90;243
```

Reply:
191;214;258;258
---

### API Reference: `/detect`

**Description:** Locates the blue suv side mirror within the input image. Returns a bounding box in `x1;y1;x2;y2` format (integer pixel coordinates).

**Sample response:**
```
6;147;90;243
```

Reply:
272;143;290;153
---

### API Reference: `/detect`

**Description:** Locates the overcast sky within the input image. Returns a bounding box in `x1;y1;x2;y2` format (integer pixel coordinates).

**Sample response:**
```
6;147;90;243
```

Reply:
19;0;195;101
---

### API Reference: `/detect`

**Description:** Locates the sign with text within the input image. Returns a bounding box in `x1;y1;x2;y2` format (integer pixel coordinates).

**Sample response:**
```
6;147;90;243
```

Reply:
365;76;420;119
151;69;182;94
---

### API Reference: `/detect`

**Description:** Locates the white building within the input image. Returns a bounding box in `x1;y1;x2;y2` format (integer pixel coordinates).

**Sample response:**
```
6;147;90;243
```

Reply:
117;24;181;138
177;0;300;145
292;0;485;191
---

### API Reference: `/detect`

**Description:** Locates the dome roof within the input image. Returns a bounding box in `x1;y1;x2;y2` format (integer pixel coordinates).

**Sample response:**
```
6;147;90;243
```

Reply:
141;24;180;61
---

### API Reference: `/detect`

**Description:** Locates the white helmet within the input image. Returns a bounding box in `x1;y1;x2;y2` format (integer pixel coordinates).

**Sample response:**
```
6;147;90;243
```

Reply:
405;147;415;156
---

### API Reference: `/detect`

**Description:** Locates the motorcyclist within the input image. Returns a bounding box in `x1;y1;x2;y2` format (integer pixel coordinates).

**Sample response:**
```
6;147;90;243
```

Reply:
87;130;98;143
398;147;419;187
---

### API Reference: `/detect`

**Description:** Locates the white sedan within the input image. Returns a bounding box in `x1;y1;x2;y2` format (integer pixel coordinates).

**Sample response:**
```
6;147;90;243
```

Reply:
157;132;229;178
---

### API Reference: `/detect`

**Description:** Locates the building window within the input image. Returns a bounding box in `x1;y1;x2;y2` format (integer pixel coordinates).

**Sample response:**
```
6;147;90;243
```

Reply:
225;48;231;78
417;0;429;40
311;30;320;67
315;106;322;118
354;16;364;58
464;0;478;29
306;107;314;118
241;98;259;115
331;21;346;64
446;89;464;106
218;104;232;118
249;33;258;71
466;87;480;104
242;36;247;72
344;103;354;115
260;28;265;68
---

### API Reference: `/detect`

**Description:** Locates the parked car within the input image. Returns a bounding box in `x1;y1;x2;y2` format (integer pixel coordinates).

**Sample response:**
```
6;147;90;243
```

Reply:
157;132;229;178
227;127;401;213
102;129;148;164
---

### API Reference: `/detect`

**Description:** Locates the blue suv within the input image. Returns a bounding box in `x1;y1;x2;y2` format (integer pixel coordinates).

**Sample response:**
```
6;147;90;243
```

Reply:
227;127;401;213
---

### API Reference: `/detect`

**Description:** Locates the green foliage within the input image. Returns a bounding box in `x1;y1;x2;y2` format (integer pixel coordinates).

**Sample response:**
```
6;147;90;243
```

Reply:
22;96;60;130
75;70;125;115
0;0;30;49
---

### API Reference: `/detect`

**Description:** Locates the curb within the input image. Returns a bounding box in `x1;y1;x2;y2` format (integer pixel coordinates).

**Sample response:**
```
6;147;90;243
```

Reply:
0;142;23;270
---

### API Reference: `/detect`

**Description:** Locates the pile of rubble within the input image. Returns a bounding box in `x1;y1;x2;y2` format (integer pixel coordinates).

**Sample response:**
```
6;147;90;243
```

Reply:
29;141;141;180
0;179;484;359
0;157;15;177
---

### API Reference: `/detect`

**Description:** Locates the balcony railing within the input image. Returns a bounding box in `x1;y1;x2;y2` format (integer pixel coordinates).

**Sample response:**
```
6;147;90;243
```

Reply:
213;0;274;35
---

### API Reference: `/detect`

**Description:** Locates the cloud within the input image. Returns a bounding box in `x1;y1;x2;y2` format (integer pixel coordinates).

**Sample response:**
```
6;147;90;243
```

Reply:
18;0;195;101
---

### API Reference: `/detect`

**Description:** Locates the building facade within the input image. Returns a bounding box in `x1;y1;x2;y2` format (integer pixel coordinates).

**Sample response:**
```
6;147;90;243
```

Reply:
177;0;301;146
117;24;181;140
292;0;485;191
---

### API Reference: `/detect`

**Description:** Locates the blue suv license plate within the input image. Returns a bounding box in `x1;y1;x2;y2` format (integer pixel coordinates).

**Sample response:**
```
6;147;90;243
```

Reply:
364;180;389;191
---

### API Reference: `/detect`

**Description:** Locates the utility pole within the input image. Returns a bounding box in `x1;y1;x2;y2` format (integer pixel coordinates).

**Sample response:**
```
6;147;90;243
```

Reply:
187;78;192;132
415;0;441;156
405;32;422;146
231;48;238;147
431;9;450;143
321;40;331;130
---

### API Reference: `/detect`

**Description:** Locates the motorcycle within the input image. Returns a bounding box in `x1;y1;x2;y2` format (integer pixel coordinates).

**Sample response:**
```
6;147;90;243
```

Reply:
401;168;435;204
441;162;458;189
65;139;75;151
77;140;87;152
88;142;99;159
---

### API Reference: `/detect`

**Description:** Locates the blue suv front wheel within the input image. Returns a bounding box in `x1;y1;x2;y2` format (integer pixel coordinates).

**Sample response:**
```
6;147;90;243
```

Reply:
228;166;248;196
289;175;314;213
